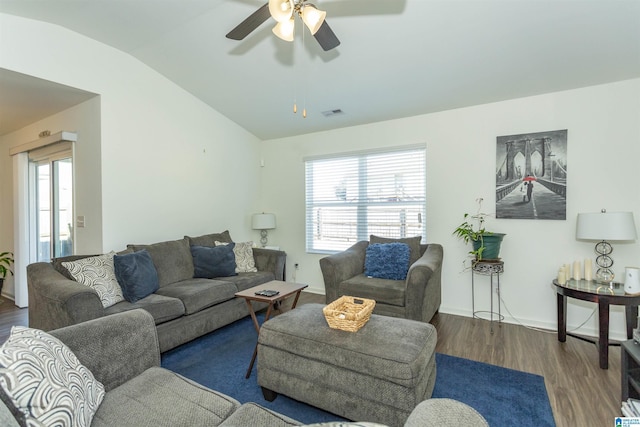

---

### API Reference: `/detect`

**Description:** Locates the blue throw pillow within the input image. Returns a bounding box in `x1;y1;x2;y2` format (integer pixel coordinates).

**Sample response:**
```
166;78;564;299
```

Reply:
191;244;237;279
364;242;410;280
113;250;159;303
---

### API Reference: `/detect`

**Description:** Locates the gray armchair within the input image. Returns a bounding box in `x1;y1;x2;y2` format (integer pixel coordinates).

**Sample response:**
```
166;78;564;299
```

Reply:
319;241;443;323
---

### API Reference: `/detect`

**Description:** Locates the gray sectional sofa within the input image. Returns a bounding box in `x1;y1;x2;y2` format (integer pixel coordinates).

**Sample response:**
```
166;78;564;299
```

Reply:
0;309;489;427
27;231;286;352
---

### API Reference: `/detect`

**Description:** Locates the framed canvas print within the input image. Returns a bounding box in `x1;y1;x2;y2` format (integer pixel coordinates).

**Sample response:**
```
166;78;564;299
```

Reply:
495;129;567;220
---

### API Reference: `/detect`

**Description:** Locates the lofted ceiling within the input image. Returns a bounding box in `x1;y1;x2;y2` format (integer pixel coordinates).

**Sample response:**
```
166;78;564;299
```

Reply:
0;0;639;140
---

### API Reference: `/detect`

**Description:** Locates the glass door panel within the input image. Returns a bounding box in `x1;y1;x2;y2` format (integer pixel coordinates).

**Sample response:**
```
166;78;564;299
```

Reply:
35;157;73;262
36;163;51;262
53;158;73;257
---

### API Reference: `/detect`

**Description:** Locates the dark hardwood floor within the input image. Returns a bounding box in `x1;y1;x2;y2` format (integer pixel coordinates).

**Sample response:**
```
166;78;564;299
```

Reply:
0;293;620;427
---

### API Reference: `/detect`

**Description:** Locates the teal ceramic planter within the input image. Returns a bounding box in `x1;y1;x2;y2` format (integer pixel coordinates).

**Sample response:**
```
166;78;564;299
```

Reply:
472;233;506;260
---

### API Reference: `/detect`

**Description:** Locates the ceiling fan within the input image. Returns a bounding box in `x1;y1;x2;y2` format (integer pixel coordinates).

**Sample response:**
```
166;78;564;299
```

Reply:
226;0;340;51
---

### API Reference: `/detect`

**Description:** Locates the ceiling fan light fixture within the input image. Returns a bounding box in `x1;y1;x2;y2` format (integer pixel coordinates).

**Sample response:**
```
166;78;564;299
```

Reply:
300;4;326;35
272;17;295;42
269;0;294;23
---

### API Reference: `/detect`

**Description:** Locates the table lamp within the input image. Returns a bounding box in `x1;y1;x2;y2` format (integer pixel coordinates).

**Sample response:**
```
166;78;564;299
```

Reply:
252;213;276;248
576;209;637;283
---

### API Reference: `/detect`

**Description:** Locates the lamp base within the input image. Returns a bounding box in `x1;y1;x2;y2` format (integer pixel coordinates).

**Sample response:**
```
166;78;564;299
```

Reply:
594;240;614;283
260;230;269;248
596;268;615;284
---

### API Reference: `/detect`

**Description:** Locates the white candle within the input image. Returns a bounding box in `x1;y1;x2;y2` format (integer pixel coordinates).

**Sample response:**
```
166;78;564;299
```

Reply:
558;268;566;285
584;258;593;281
573;260;581;280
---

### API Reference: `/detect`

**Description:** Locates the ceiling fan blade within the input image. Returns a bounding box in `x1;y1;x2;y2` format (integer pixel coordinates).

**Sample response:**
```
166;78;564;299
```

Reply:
313;20;340;51
226;3;271;40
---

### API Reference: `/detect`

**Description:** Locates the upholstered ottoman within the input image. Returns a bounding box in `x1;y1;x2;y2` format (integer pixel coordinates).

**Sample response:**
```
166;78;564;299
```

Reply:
257;303;437;427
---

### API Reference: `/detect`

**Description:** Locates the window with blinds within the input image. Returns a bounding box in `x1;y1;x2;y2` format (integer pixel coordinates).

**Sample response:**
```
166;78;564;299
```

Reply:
305;146;426;253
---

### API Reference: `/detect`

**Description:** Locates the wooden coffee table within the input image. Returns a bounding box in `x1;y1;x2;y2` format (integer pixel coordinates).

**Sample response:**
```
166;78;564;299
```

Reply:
235;280;308;378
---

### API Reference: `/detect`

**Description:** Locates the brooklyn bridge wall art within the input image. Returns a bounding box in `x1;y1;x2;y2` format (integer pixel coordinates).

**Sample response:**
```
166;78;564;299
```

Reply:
496;129;567;220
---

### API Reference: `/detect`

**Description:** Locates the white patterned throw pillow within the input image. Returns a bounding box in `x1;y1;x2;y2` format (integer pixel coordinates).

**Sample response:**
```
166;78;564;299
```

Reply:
215;241;258;273
0;326;105;427
62;252;124;308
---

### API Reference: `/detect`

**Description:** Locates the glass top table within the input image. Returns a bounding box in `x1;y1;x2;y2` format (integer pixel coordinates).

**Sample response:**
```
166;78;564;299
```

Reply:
555;278;629;297
553;279;640;369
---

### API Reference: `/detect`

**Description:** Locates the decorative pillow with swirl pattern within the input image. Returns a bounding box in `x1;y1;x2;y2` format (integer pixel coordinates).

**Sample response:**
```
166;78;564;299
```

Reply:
0;326;105;427
62;252;124;308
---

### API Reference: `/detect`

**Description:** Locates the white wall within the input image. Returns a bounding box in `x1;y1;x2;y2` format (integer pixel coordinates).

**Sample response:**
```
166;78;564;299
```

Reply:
259;78;640;340
0;14;263;297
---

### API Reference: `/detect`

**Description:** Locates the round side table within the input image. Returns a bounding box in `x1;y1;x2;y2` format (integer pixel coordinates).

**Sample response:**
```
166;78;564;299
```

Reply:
471;260;504;334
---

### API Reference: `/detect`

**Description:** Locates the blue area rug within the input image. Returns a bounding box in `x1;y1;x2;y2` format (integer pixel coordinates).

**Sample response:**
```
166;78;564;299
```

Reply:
161;315;555;426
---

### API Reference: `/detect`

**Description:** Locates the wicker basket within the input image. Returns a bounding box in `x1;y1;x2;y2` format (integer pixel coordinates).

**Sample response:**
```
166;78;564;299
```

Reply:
323;296;376;332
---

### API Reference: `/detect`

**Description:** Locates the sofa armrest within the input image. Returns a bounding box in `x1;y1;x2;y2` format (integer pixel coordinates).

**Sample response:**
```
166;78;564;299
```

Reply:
319;241;369;303
27;262;105;331
252;248;286;281
405;243;443;322
49;309;161;392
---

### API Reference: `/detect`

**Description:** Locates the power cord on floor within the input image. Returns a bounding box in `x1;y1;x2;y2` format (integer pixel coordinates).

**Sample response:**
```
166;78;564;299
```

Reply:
496;288;597;334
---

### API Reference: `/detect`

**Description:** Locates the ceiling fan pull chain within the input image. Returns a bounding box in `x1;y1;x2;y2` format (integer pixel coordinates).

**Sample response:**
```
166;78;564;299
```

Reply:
302;23;307;119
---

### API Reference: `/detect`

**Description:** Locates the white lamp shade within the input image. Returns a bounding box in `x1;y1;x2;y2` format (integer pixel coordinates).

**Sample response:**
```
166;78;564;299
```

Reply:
301;4;326;35
269;0;294;23
272;18;295;42
252;213;276;230
576;211;637;241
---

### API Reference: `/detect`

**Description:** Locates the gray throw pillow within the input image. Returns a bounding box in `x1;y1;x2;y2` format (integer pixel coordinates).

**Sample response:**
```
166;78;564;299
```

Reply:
191;244;237;278
113;250;159;303
185;230;233;247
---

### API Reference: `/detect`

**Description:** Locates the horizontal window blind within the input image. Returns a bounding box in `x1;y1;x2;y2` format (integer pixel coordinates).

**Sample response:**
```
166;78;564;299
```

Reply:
305;147;426;253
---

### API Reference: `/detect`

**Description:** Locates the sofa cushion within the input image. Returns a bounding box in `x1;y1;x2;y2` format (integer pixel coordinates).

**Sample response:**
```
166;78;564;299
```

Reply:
217;271;277;292
129;237;194;288
155;279;238;315
0;326;105;427
219;402;300;426
340;273;406;307
364;243;410;280
91;367;239;427
62;252;125;308
215;241;258;273
370;235;422;266
104;293;186;325
114;250;160;303
191;244;237;278
185;230;233;247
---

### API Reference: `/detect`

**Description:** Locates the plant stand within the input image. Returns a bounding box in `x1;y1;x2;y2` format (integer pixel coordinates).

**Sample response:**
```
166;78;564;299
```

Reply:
471;260;504;334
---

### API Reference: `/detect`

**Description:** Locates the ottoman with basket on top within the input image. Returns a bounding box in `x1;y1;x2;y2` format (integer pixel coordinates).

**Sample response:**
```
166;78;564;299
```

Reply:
257;300;437;427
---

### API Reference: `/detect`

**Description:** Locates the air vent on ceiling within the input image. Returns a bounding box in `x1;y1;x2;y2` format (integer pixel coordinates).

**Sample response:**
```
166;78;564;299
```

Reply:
321;109;344;117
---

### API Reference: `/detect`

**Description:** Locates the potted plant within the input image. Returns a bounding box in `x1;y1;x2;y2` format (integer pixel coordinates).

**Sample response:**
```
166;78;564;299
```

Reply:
0;251;14;295
453;198;505;262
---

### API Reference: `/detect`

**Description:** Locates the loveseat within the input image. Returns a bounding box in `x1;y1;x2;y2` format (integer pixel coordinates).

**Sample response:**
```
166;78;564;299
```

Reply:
27;230;286;352
0;309;488;427
320;236;443;323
